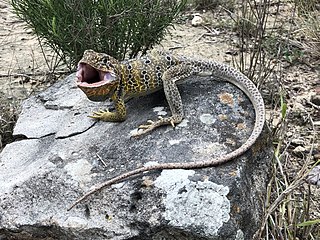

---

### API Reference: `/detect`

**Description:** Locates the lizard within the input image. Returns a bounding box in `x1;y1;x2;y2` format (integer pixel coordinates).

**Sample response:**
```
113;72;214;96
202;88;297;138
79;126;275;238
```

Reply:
69;49;265;210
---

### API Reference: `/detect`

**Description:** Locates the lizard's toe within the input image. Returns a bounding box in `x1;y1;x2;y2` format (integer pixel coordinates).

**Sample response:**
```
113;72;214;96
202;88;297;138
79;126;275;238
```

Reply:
138;124;153;130
131;120;158;137
170;120;175;128
138;120;154;129
88;109;110;119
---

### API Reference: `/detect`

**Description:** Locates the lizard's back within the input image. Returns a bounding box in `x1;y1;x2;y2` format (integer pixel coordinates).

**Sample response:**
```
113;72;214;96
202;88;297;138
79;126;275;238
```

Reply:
119;51;182;98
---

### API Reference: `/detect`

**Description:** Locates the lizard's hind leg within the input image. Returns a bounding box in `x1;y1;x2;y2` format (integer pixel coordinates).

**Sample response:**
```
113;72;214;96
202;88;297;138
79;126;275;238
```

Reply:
132;64;194;137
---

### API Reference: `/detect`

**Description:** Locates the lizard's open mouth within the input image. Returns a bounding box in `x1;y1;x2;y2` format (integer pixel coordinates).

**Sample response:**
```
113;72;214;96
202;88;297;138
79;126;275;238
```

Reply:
76;63;116;87
76;63;117;101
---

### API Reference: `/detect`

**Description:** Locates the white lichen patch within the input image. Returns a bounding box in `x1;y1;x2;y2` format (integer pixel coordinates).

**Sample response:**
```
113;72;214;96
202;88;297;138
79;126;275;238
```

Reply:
64;158;93;183
192;142;226;157
168;139;182;145
236;229;244;240
112;182;125;189
199;113;216;125
154;169;230;238
176;119;189;128
63;216;88;229
153;106;167;116
129;128;140;136
144;161;160;167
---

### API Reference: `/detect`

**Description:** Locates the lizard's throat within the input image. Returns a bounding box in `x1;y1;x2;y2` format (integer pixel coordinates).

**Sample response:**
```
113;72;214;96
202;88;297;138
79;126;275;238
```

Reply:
76;63;118;101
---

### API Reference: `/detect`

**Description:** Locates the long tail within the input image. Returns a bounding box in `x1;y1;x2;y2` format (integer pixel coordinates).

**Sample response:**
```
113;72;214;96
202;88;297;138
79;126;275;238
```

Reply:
68;61;265;211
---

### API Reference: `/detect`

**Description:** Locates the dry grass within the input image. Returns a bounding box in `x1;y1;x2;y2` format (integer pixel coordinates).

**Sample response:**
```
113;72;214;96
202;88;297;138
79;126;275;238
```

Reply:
0;93;19;150
228;0;320;239
294;0;320;62
298;14;320;61
255;116;319;239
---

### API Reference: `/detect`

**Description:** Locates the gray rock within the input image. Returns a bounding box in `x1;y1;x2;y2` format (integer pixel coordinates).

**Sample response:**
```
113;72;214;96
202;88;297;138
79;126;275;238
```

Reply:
307;165;320;186
0;73;272;240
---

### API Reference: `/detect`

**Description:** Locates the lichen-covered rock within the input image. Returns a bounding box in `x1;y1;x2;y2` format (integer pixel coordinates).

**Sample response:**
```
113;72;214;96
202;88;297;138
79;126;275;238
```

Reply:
0;74;272;240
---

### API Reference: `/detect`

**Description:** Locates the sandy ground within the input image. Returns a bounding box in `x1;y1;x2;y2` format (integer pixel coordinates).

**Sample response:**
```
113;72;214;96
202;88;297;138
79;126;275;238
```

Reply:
0;0;319;234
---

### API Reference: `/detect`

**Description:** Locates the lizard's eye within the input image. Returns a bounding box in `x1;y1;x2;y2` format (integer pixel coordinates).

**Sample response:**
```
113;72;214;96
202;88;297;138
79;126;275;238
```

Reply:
102;57;109;64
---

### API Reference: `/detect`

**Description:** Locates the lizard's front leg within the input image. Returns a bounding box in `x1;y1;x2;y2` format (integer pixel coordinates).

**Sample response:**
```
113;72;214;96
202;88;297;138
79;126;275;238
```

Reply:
89;95;127;122
133;64;194;136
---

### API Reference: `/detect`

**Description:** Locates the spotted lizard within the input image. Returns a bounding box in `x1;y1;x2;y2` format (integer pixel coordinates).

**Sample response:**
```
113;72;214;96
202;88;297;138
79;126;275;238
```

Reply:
69;49;265;210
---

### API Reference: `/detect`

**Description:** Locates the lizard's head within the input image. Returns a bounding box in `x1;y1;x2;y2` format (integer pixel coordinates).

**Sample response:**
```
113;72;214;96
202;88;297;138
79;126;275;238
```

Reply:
76;49;120;102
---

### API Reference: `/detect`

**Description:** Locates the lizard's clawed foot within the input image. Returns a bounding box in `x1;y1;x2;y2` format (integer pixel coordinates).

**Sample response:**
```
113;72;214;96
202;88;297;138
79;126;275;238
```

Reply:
131;120;158;137
88;109;111;121
131;116;175;137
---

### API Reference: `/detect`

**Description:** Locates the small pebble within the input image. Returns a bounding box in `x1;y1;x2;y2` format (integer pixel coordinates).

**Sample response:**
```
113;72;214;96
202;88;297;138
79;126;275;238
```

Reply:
191;14;203;27
293;146;306;154
307;165;320;186
291;138;305;146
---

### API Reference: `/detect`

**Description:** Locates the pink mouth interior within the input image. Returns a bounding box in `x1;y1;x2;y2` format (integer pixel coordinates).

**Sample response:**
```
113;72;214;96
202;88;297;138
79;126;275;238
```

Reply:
76;63;115;87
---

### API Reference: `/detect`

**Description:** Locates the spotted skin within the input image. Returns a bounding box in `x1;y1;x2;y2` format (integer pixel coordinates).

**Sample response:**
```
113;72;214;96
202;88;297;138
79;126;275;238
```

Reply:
69;49;266;210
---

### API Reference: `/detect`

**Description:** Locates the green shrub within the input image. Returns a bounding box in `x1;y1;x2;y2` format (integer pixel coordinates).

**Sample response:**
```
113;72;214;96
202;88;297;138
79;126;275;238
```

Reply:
11;0;186;70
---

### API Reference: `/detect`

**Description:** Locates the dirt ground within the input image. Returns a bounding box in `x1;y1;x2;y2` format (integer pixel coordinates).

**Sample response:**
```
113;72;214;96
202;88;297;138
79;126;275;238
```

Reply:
0;0;319;236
